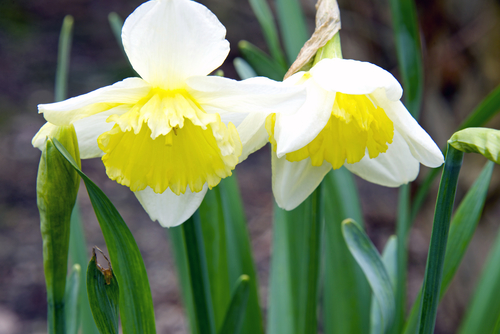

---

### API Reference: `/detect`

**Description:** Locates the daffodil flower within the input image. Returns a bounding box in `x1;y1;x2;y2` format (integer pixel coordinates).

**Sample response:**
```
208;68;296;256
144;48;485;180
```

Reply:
33;0;305;227
267;58;444;210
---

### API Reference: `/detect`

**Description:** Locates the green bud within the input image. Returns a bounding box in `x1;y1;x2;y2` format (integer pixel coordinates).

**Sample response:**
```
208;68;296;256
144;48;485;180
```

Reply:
448;127;500;164
36;124;81;334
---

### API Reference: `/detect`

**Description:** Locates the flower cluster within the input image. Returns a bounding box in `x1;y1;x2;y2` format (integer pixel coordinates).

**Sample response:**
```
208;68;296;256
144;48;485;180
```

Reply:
33;0;443;226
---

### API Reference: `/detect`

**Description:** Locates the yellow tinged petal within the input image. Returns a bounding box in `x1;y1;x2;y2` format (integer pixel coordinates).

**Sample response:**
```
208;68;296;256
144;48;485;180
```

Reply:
268;93;394;168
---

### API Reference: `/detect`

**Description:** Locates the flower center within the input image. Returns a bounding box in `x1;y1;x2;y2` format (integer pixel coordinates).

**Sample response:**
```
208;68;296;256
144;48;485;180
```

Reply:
97;88;242;195
267;92;394;169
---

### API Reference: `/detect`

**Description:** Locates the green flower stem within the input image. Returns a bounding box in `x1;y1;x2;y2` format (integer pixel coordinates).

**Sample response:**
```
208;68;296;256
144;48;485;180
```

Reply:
417;145;463;333
182;213;217;334
300;183;324;334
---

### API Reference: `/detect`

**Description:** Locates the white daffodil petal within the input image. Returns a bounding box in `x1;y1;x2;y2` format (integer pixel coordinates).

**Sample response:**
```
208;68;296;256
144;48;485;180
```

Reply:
275;79;334;156
40;77;150;126
272;154;332;210
345;131;420;187
73;106;129;159
371;90;444;167
187;75;307;117
134;185;208;228
236;112;269;162
310;58;403;100
122;0;229;88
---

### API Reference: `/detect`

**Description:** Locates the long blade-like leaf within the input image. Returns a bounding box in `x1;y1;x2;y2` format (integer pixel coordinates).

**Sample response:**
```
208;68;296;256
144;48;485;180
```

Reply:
65;264;81;334
69;206;99;334
403;161;494;334
322;168;371;334
371;237;398;334
267;197;314;334
219;275;251;334
55;15;73;102
239;41;288;80
52;139;156;334
181;213;217;334
388;0;423;119
218;174;264;334
417;145;463;334
458;84;500;130
275;0;309;63
247;0;287;66
342;219;395;334
458;223;500;333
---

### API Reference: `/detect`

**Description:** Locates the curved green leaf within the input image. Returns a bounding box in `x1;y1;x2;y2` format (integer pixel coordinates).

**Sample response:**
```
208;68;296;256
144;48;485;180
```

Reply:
52;138;156;334
459;84;500;130
239;41;287;80
219;275;251;334
342;219;395;334
87;248;119;334
371;236;398;334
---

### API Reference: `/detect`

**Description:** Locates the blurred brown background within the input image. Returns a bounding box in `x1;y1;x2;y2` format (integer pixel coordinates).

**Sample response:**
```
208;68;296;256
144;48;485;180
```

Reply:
0;0;499;333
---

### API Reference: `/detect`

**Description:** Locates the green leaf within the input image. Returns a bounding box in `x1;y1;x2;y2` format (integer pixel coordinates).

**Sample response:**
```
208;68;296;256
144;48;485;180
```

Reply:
458;84;500;130
169;173;263;334
247;0;287;66
181;214;217;334
234;57;257;79
65;264;81;334
342;219;395;334
69;206;100;334
392;184;410;334
37;127;80;334
417;145;463;334
219;275;251;334
217;175;264;334
239;41;287;81
52;138;156;334
87;248;119;334
403;161;493;334
449;128;500;163
55;15;73;102
458;223;500;334
267;195;317;334
275;0;309;63
167;226;199;334
108;12;123;52
322;168;370;334
388;0;423;119
371;236;398;334
198;187;231;330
